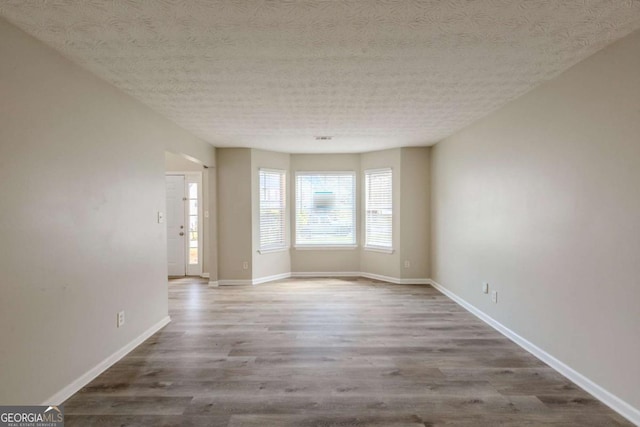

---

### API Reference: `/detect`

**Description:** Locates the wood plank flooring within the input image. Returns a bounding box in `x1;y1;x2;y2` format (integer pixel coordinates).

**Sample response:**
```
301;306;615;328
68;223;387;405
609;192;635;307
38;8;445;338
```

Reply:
64;277;631;426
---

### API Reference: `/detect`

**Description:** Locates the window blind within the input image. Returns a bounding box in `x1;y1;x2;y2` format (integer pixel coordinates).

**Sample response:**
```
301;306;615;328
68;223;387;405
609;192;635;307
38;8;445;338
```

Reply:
295;172;356;246
365;168;392;249
259;169;286;250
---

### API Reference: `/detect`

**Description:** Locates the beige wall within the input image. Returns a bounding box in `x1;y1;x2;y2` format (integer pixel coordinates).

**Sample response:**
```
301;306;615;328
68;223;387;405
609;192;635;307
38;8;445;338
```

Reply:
165;151;205;172
359;147;431;280
207;168;218;281
216;148;252;281
251;149;291;279
431;30;640;411
360;149;402;278
290;154;362;273
217;148;431;280
400;147;430;279
0;18;214;404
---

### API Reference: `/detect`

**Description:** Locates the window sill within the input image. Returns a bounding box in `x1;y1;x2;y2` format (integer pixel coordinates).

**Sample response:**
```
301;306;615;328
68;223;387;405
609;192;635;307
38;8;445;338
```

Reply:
363;246;395;254
294;245;358;251
257;247;289;254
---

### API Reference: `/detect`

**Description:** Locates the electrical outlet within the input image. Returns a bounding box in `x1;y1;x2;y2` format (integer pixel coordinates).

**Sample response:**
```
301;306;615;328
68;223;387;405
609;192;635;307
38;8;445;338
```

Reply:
482;282;489;294
117;311;125;328
404;260;410;269
491;291;498;304
242;261;249;270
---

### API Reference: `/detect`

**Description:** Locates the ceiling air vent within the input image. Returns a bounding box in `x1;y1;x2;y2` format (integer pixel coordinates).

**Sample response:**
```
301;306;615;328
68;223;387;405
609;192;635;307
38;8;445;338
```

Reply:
315;136;333;141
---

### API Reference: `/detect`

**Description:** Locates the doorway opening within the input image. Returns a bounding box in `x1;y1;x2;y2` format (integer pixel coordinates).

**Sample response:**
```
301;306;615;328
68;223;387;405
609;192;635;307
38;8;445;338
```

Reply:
165;152;205;278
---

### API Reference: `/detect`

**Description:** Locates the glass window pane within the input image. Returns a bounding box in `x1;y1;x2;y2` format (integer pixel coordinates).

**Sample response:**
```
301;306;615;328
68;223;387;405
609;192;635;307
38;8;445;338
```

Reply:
259;169;287;250
189;183;198;199
189;247;198;264
295;173;355;246
365;169;393;248
189;216;198;232
187;181;199;266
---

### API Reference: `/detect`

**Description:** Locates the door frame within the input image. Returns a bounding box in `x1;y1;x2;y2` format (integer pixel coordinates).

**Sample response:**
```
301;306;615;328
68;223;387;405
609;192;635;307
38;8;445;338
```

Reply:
166;171;203;276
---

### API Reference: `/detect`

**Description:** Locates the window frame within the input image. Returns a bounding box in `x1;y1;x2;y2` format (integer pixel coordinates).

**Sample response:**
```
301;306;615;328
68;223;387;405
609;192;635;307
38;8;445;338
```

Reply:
294;170;358;249
363;167;394;254
258;168;288;253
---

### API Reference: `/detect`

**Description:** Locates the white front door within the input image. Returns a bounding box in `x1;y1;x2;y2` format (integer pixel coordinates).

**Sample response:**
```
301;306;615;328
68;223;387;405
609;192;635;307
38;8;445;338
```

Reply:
166;175;186;276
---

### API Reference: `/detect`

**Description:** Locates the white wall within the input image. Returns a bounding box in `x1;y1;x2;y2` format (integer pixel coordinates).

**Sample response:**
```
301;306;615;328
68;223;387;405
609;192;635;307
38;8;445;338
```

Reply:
251;149;291;280
0;18;215;404
431;29;640;413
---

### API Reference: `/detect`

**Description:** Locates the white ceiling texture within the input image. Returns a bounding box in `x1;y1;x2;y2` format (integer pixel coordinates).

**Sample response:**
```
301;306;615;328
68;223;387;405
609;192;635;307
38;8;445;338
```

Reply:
1;1;640;153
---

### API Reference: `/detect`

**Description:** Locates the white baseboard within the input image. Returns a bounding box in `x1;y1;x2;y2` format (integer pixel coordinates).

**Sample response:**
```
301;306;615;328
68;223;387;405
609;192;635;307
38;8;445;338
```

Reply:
214;272;430;286
398;278;430;285
429;279;640;426
218;276;291;286
208;280;218;287
252;272;292;285
42;315;171;405
200;272;210;279
360;272;430;285
291;271;361;278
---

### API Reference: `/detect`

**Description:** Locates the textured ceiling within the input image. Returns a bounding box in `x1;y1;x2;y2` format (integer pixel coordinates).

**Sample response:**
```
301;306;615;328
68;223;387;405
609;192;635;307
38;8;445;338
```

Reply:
2;1;640;153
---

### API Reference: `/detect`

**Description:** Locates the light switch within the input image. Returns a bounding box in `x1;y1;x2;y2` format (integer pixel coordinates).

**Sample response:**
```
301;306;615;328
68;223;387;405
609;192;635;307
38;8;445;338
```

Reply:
157;211;164;224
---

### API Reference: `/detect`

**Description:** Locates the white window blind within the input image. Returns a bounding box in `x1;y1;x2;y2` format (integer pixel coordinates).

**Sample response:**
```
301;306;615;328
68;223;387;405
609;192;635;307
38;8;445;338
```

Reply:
259;169;286;250
365;168;393;249
295;172;356;246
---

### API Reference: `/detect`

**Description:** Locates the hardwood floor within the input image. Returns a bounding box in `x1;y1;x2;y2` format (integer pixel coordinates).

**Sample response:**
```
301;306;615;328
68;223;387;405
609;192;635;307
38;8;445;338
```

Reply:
64;277;631;426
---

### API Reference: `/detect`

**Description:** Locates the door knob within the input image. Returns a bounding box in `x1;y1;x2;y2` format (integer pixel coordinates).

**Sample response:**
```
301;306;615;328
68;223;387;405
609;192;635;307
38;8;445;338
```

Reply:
179;232;184;236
